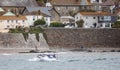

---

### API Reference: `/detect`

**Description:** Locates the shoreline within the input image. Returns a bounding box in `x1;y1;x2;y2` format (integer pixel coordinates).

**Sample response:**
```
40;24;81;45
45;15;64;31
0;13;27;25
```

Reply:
0;47;120;53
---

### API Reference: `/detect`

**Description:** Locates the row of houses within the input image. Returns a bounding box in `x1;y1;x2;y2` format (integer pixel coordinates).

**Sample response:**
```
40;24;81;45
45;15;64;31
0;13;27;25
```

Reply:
48;0;120;28
0;0;119;32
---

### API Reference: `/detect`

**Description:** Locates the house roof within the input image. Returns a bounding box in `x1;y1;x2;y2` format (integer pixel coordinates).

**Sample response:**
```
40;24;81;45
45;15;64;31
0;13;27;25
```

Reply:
0;15;27;20
26;7;51;16
102;0;119;6
3;11;16;16
0;7;4;12
79;11;116;16
50;0;90;5
0;0;38;7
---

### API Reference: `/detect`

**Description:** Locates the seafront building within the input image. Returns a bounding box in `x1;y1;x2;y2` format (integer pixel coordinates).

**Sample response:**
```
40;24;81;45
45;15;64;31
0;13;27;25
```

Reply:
0;0;119;32
75;11;117;28
0;10;28;29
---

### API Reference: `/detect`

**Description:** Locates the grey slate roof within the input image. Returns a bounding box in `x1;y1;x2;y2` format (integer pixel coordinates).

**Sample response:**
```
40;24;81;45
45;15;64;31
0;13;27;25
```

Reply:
0;0;38;7
26;7;52;16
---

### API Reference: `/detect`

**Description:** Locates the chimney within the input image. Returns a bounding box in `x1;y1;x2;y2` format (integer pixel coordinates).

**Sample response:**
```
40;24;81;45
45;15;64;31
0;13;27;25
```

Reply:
38;10;41;15
15;8;19;17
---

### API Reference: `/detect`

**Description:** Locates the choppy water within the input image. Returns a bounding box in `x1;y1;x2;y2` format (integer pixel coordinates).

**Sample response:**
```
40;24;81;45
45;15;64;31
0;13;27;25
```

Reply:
0;52;120;70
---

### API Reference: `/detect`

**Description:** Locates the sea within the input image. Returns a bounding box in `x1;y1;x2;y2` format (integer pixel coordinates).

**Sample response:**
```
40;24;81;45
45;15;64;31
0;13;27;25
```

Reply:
0;52;120;70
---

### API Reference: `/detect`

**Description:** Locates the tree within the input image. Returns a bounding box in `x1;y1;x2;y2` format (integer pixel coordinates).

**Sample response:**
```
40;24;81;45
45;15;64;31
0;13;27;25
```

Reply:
112;21;120;28
34;19;46;26
76;19;84;27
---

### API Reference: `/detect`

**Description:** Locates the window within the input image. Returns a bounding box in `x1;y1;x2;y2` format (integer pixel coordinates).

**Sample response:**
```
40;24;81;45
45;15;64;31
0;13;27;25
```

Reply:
46;18;48;21
16;20;18;23
7;20;9;23
11;20;13;23
104;16;111;21
93;17;96;19
33;16;35;20
105;23;110;27
23;20;25;23
7;25;9;28
100;24;102;27
76;17;78;20
99;17;104;21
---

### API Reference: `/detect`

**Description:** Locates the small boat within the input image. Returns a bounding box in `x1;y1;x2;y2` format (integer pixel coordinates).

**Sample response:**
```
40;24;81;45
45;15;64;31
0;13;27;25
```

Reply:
37;53;57;61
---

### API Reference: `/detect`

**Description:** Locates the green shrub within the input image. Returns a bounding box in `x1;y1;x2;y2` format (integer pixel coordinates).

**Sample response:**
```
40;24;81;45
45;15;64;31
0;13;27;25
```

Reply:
9;27;24;33
34;19;46;26
76;19;84;27
9;27;43;33
112;21;120;28
29;27;43;33
50;22;65;27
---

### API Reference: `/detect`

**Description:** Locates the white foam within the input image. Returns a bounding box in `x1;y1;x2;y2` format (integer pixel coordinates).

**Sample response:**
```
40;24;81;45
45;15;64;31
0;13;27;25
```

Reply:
2;53;12;56
28;57;39;62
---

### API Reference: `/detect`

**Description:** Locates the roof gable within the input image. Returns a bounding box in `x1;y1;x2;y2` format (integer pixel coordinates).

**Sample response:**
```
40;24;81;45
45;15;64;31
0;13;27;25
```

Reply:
0;7;4;12
26;7;51;16
79;12;116;16
0;0;38;7
50;0;91;5
0;15;27;20
3;11;16;16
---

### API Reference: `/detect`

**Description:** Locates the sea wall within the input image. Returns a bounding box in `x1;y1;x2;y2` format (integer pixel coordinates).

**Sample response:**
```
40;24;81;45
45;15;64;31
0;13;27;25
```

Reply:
0;33;49;50
43;28;120;50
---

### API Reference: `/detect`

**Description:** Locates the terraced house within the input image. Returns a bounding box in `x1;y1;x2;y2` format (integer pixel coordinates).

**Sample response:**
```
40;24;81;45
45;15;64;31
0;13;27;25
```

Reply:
0;9;28;29
0;0;51;32
75;11;117;28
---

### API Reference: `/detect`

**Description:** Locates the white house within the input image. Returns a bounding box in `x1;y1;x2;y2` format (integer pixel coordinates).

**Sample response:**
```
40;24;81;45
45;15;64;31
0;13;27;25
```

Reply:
0;11;28;30
75;11;116;28
25;7;51;26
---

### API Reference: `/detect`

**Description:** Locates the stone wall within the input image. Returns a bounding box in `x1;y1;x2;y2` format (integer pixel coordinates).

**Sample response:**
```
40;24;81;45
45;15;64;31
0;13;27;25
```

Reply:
43;28;120;50
0;33;49;50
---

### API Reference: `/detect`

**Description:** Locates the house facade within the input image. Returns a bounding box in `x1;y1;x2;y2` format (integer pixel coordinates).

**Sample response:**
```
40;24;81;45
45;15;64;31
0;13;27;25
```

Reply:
0;11;28;29
24;7;51;26
75;11;117;28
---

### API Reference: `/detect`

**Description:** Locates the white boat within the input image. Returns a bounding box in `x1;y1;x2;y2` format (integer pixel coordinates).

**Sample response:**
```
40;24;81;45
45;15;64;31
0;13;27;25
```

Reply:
37;53;57;61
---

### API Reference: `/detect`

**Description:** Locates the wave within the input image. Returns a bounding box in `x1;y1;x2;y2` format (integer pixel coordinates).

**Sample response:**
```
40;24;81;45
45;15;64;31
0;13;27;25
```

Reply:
28;57;40;62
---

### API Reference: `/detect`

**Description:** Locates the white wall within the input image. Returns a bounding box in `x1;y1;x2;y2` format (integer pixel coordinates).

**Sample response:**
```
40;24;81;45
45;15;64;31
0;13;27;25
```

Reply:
91;0;102;3
26;15;51;26
44;17;51;26
75;13;98;28
26;15;43;26
0;20;28;29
